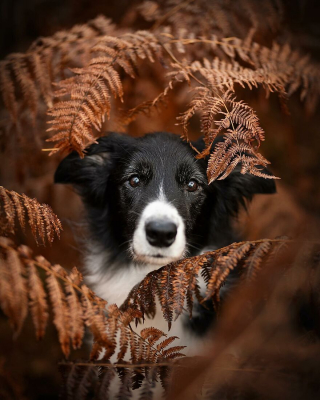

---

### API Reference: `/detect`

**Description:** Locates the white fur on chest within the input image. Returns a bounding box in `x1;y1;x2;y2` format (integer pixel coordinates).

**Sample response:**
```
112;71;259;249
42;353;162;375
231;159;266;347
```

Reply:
85;250;161;305
84;249;212;356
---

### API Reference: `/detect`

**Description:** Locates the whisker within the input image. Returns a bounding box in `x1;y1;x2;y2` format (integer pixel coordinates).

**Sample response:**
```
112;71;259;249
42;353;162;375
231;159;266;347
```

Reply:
118;239;132;249
187;243;203;252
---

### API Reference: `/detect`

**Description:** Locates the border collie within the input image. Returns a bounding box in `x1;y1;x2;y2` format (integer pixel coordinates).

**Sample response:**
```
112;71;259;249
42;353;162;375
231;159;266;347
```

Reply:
55;132;276;350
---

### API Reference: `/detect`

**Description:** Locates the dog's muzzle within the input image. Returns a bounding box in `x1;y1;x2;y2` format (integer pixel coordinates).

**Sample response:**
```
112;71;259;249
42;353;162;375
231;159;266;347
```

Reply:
131;199;186;263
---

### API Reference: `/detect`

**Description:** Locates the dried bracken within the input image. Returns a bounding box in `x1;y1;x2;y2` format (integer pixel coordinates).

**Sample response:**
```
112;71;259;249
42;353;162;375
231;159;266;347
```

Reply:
177;88;279;182
0;15;116;125
0;1;320;181
0;186;62;245
0;237;185;363
43;24;320;178
56;235;320;399
59;360;181;399
122;239;291;328
46;31;162;156
168;241;320;400
1;232;320;399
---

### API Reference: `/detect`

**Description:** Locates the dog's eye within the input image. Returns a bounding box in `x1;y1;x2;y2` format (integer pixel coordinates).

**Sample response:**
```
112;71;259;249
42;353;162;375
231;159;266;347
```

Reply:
186;179;199;192
129;175;140;188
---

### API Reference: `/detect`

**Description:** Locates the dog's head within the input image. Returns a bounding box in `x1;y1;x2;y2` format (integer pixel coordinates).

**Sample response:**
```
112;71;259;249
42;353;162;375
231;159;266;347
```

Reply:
55;132;276;266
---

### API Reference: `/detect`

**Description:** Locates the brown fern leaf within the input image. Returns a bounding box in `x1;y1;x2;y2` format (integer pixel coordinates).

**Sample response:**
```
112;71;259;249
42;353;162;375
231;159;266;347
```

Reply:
243;241;272;280
0;16;116;126
1;238;169;363
118;324;130;361
45;262;71;357
103;304;121;360
136;336;147;363
0;186;62;245
155;334;185;361
118;92;168;128
81;285;112;358
0;240;28;336
156;336;178;352
178;88;278;182
0;187;16;235
59;354;182;398
139;273;158;318
141;327;166;347
121;308;145;361
172;265;188;320
65;274;85;350
158;265;175;330
185;258;205;319
265;239;290;266
26;257;49;340
47;31;162;156
128;327;182;365
123;239;291;327
6;246;29;335
130;329;139;363
140;327;169;363
205;242;253;303
160;346;186;360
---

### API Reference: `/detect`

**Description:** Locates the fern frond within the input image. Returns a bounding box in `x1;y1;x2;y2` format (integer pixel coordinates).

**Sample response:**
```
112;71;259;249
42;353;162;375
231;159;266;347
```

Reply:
0;246;28;336
27;256;49;340
65;271;85;350
0;237;184;362
123;239;292;327
0;16;116;125
58;355;183;398
243;241;272;280
46;262;72;357
47;31;162;156
176;87;279;182
0;186;62;245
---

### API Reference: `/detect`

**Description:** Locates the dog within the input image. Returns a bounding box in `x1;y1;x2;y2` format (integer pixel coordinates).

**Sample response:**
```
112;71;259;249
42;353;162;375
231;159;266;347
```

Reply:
54;131;276;352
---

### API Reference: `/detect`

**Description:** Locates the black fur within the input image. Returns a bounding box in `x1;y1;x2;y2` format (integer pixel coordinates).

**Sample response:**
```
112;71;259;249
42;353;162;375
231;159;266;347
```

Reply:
55;131;275;260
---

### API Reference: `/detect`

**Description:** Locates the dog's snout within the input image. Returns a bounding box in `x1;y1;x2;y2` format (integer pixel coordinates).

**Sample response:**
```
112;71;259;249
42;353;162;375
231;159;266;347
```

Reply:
145;220;177;248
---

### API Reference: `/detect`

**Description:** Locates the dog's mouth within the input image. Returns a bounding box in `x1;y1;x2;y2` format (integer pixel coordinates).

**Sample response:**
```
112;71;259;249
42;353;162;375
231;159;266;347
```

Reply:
132;252;181;266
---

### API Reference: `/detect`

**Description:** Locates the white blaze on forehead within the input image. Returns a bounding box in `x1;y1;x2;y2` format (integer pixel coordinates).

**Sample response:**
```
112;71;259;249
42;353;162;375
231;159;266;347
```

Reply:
158;183;166;202
132;195;186;263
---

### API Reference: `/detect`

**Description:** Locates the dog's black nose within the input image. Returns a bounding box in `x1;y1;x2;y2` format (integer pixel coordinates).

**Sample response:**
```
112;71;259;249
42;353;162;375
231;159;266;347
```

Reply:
145;220;177;248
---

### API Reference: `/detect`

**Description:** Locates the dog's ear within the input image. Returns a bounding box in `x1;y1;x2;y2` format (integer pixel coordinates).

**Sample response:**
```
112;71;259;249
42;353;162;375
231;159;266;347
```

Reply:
54;133;135;200
54;149;110;186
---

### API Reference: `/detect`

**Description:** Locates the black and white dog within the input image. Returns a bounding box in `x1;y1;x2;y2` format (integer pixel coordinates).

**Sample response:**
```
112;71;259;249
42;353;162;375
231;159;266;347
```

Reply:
55;132;275;349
